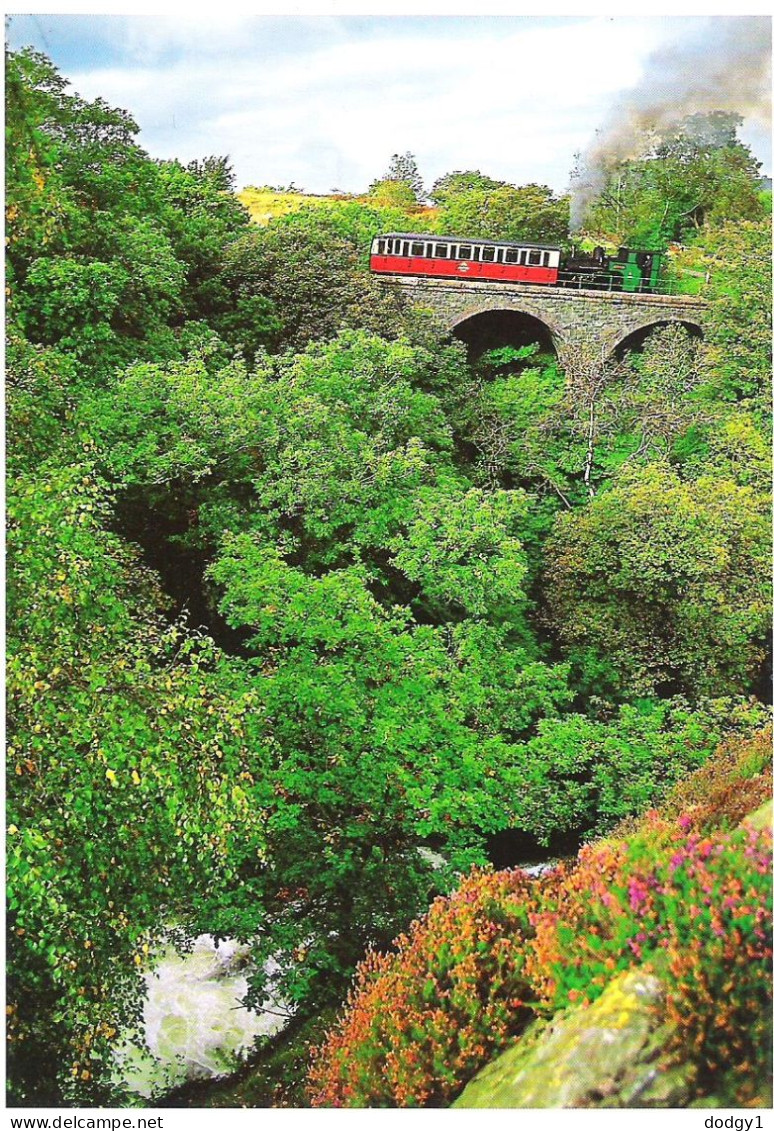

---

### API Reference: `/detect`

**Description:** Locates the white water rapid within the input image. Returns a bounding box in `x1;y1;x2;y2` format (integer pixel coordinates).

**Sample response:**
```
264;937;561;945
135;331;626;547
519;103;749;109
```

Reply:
114;935;290;1100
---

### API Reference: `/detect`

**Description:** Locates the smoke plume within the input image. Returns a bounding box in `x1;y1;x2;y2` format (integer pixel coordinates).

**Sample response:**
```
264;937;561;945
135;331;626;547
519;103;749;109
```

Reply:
570;16;772;232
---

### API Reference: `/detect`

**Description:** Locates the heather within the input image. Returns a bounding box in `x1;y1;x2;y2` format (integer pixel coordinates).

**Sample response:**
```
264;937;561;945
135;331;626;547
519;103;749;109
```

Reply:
308;730;772;1107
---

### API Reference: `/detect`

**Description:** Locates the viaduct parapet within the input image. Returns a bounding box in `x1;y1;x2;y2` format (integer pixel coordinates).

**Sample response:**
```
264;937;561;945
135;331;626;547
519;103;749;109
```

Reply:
381;275;707;381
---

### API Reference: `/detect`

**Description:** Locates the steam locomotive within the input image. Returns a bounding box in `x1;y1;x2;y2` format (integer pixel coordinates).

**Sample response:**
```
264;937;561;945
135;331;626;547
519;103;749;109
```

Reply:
370;233;663;294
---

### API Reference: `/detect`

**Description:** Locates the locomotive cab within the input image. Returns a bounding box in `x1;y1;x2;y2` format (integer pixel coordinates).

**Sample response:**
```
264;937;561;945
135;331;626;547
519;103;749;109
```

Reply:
609;248;663;293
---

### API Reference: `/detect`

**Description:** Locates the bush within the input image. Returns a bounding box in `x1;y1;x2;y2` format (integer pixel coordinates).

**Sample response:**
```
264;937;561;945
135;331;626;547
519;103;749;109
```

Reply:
307;869;540;1107
611;724;772;840
544;464;771;698
657;724;772;831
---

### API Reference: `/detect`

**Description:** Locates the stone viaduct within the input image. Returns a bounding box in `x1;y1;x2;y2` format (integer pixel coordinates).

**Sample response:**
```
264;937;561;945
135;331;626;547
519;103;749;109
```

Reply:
381;275;707;382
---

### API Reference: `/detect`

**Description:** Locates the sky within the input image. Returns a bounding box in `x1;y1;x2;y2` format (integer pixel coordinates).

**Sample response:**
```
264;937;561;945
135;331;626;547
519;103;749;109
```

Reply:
6;11;772;196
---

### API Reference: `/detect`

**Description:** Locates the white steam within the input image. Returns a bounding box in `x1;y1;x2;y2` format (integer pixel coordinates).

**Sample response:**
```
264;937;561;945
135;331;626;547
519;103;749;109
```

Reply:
571;16;772;231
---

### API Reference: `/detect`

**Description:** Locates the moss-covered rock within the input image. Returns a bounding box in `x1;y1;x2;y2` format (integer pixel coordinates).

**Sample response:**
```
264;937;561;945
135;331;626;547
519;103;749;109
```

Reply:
453;970;695;1108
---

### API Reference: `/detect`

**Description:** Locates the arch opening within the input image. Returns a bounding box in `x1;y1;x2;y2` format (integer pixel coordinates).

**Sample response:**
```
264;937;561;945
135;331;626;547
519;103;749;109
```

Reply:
452;309;557;364
613;319;703;361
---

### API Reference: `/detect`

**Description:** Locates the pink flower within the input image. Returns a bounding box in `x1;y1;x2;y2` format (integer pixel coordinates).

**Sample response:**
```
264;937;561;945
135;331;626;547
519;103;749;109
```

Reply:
628;878;648;912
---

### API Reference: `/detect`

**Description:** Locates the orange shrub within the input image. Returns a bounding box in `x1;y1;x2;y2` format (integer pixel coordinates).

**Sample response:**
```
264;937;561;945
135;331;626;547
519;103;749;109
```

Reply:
307;868;540;1107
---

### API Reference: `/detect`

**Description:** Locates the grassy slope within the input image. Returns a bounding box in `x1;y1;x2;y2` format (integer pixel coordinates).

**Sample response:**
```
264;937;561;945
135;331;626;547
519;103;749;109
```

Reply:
237;187;437;228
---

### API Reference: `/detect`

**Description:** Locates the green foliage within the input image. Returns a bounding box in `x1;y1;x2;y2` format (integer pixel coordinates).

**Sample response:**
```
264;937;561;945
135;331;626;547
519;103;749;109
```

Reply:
201;552;562;1007
582;112;765;245
6;47;249;374
435;182;569;244
6;329;78;474
153;157;250;323
89;330;458;560
6;463;269;1103
388;486;529;623
220;204;412;352
367;178;419;209
502;698;769;845
84;329;572;1018
459;325;704;505
372;151;425;200
429;169;505;205
545;463;771;698
637;725;772;835
697;216;772;403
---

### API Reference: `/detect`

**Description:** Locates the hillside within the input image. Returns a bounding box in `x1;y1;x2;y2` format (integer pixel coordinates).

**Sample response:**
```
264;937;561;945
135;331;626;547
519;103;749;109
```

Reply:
238;185;438;228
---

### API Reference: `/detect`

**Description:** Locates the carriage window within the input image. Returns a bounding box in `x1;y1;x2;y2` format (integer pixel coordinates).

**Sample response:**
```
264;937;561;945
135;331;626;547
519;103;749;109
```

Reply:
434;243;449;258
411;242;425;256
376;240;387;254
457;245;472;259
504;248;520;264
542;251;550;266
481;246;496;262
528;249;541;265
470;246;481;261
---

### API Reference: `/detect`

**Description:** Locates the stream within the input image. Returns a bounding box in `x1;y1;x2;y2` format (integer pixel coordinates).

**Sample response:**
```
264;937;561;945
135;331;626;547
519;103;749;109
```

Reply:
113;934;291;1101
113;842;576;1105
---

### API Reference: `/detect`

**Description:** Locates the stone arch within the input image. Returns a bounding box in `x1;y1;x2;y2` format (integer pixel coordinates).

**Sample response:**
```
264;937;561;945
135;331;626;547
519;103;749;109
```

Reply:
609;316;704;361
448;304;563;363
380;276;706;386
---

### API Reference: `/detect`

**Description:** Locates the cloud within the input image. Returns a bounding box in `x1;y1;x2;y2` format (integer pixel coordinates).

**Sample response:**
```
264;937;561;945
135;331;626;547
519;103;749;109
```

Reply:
17;14;771;194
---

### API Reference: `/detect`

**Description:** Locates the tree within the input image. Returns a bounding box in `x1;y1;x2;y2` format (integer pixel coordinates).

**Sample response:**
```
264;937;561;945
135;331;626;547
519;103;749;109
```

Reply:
6;47;250;374
429;169;505;205
6;462;270;1103
218;204;412;352
458;326;702;507
154;156;250;324
372;151;425;200
582;112;765;246
694;215;772;404
544;463;771;699
436;183;569;243
367;177;418;210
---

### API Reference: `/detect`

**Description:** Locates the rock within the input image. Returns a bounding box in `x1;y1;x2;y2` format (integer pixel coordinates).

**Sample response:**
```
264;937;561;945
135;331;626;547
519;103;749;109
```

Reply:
453;970;694;1108
417;846;447;870
519;859;561;879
